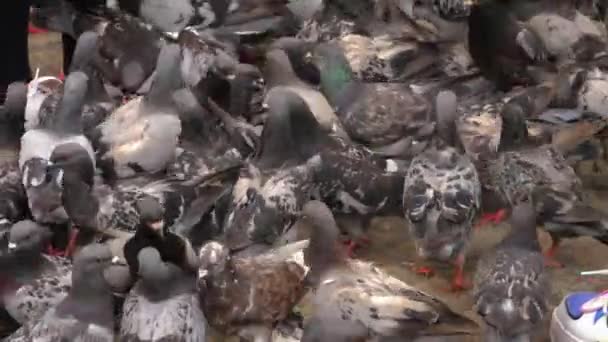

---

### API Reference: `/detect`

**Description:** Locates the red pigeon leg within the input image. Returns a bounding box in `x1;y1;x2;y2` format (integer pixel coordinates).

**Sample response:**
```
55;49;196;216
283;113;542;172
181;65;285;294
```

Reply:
475;209;507;229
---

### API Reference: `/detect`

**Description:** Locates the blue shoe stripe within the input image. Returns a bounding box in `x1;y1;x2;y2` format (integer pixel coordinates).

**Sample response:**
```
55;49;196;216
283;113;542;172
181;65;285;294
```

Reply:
566;292;598;319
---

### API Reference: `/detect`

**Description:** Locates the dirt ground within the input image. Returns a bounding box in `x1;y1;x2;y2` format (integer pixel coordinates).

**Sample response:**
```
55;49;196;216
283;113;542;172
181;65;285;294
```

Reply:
18;32;608;341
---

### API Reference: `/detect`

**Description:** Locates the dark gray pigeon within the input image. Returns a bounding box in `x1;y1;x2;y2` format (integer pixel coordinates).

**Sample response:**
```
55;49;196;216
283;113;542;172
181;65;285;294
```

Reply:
119;246;206;341
473;202;550;342
263;48;350;140
4;243;115;342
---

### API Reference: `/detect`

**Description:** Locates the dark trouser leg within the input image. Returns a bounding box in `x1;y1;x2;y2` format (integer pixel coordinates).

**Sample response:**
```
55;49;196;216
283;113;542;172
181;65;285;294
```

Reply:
62;33;77;73
0;0;32;102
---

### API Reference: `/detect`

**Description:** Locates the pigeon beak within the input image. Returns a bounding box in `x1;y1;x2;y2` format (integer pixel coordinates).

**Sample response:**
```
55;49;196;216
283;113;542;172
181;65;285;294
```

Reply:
7;242;17;252
111;256;121;265
304;52;313;63
149;220;164;237
262;102;269;110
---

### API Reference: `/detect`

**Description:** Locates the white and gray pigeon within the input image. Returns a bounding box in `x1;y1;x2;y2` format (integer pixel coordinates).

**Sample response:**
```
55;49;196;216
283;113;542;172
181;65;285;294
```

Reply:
3;243;115;342
300;200;478;341
19;71;95;224
2;220;71;325
95;42;184;179
119;246;206;341
473;202;550;342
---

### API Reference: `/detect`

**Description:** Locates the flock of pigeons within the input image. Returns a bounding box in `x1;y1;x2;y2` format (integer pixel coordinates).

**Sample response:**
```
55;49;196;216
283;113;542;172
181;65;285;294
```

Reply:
0;0;607;341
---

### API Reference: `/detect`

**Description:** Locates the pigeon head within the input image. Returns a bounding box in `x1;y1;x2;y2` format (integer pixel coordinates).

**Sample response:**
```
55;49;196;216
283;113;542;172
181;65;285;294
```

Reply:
69;31;100;74
50;142;95;187
145;42;184;110
500;201;541;251
136;197;165;237
7;220;51;255
259;88;326;168
198;240;230;279
72;243;114;277
300;200;340;243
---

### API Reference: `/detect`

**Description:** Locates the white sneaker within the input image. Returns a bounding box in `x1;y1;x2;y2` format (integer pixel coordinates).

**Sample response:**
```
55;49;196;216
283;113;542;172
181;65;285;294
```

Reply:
551;290;608;342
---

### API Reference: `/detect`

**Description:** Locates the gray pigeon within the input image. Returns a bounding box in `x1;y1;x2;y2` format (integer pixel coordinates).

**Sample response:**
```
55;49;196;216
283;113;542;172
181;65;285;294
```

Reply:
300;200;478;341
473;202;550;342
97;42;183;179
2;220;71;325
263;48;350;140
4;243;116;342
119;246;206;341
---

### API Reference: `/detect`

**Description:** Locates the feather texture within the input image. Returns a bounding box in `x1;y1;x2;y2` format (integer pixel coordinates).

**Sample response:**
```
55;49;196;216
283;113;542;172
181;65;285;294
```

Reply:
198;240;308;339
474;203;549;341
403;146;481;262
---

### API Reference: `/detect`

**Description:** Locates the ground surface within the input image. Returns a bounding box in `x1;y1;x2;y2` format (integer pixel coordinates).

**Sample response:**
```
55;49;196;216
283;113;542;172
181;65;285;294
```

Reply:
7;31;607;342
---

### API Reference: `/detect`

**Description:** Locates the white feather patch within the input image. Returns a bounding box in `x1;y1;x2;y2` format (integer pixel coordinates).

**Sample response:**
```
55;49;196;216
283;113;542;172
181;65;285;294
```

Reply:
19;130;95;170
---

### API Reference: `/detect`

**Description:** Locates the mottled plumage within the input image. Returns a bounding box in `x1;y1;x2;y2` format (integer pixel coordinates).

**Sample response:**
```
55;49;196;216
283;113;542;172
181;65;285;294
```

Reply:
403;91;481;290
301;200;478;341
120;247;206;342
468;0;607;90
221;88;330;250
474;203;550;342
166;147;242;183
60;162;240;239
2;221;71;325
223;160;319;250
198;239;308;340
312;42;434;150
6;243;115;342
404;145;481;261
478;145;608;256
0;161;27;238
